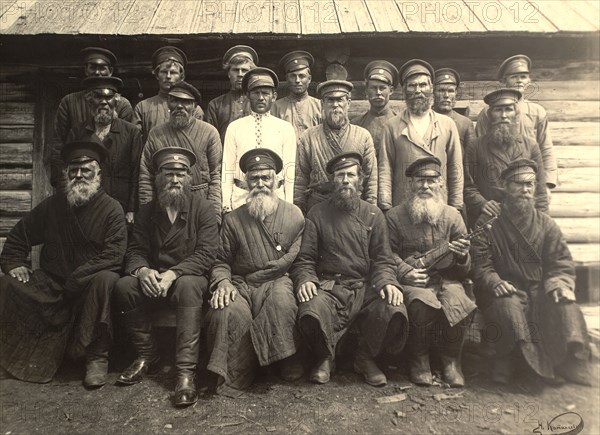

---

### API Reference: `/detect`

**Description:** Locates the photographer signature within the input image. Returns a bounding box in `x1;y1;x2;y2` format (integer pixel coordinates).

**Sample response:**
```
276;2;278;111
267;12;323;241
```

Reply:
532;411;583;434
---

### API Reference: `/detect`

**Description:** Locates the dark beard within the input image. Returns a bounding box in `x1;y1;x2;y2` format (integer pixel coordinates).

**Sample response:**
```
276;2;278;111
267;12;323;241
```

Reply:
63;172;101;208
331;186;360;212
490;123;520;149
156;173;192;211
169;111;192;129
505;195;535;216
406;92;433;115
325;110;348;130
247;188;278;220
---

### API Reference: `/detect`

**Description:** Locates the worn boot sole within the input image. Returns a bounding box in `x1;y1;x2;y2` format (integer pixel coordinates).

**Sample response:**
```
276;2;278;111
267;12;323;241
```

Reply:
117;359;161;385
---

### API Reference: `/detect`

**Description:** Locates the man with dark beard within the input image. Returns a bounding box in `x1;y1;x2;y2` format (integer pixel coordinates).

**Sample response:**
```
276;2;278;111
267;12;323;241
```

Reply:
114;147;219;407
472;159;590;386
386;157;476;388
139;81;222;219
205;148;305;395
464;88;548;226
0;139;126;388
378;59;463;212
292;152;408;386
271;50;322;138
68;76;143;224
294;80;378;214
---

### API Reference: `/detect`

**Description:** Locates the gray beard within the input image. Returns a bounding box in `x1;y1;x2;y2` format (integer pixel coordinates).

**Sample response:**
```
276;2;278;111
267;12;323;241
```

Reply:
331;186;360;212
170;112;192;129
407;186;446;225
64;173;101;208
326;111;348;129
247;189;278;220
490;123;520;149
94;111;113;126
407;95;433;116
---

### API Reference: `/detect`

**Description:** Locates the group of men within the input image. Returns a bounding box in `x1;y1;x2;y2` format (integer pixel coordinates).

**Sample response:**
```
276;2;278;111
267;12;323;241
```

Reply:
0;44;591;408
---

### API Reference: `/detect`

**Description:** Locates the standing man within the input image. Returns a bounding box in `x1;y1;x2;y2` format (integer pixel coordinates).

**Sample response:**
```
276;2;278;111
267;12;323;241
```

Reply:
115;147;219;407
138;81;222;219
295;80;378;214
472;159;590;385
68;76;143;224
386;157;476;388
206;149;305;394
133;46;204;143
222;67;296;212
292;153;407;386
351;60;399;160
378;59;463;212
475;55;557;191
432;68;476;154
206;45;258;142
271;50;322;138
464;88;548;225
0;139;126;387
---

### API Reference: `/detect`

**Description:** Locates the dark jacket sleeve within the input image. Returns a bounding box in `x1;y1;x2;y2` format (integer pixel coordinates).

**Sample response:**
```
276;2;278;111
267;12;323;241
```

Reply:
290;212;320;288
294;132;311;214
128;126;143;212
530;140;549;213
369;208;401;292
471;215;503;294
463;139;487;218
206;125;223;219
124;203;153;274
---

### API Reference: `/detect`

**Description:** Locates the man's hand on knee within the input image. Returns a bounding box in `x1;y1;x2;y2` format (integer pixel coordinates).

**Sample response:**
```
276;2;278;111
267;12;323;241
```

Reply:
380;284;404;306
210;280;237;309
297;282;318;303
157;270;178;297
8;266;32;283
493;281;517;297
551;288;576;304
138;267;162;298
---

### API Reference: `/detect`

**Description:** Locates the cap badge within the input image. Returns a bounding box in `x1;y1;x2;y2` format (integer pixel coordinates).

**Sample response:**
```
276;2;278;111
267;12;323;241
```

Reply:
444;75;449;79
255;156;260;161
378;69;384;74
174;156;180;160
294;59;298;64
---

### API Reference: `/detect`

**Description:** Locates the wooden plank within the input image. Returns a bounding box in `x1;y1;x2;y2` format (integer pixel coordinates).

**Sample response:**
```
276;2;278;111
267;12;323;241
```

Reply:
271;0;302;34
556;146;600;168
206;0;238;33
7;0;100;35
552;122;600;147
555;167;600;193
363;0;407;32
555;218;600;243
536;0;598;32
0;126;34;143
396;0;485;33
335;0;374;33
0;83;34;103
0;0;37;33
550;192;600;218
467;0;556;32
118;0;162;34
571;1;600;31
149;0;197;34
235;0;274;34
0;216;20;236
0;191;31;216
299;0;341;34
78;0;135;34
569;243;600;265
0;102;35;125
0;1;18;20
0;143;33;165
0;169;32;190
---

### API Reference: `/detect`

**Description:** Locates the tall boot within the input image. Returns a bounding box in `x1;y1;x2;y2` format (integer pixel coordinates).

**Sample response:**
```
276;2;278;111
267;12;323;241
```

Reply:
439;315;472;388
117;307;160;385
84;326;110;389
354;339;387;387
174;307;202;407
407;302;438;386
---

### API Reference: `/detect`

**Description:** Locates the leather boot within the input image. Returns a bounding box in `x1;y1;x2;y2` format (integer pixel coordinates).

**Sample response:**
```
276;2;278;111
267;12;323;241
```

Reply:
174;307;202;407
354;345;387;387
117;307;160;385
407;303;437;386
555;356;592;386
279;353;304;382
439;316;471;388
309;357;334;384
84;328;110;389
491;353;513;384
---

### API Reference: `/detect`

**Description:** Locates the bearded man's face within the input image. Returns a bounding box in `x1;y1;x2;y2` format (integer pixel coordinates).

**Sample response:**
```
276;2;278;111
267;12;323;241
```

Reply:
488;104;521;149
331;164;361;212
64;160;102;207
504;178;536;215
168;96;195;129
404;74;433;116
156;167;192;211
88;88;118;126
323;94;350;129
246;168;278;220
407;175;446;225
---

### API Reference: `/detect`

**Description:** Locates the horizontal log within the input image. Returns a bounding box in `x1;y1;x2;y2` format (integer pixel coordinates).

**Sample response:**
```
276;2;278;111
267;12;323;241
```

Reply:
0;83;34;103
0;143;33;165
550;192;600;218
555;218;600;243
568;243;600;266
0;126;34;143
555;167;600;193
551;122;600;147
0;64;38;83
0;191;31;216
0;102;35;125
555;146;600;168
0;217;19;236
0;168;32;190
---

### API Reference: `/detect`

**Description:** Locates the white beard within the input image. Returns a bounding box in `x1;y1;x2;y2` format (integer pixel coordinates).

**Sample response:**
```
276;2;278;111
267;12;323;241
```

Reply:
64;173;101;208
247;189;278;220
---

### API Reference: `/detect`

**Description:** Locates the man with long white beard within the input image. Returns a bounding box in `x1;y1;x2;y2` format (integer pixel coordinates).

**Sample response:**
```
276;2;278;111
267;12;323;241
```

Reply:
205;148;305;395
138;81;222;219
0;139;126;387
386;157;476;388
378;59;463;212
464;88;548;226
271;50;322;138
68;76;143;224
292;152;407;386
114;147;219;407
472;159;590;386
294;80;377;214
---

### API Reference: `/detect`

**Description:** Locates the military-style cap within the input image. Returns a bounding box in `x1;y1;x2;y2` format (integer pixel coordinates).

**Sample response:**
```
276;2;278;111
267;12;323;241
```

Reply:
223;45;258;66
168;81;202;104
405;156;442;178
62;136;108;164
81;47;117;66
364;60;399;87
317;80;354;99
82;76;123;91
242;67;279;92
434;68;460;87
280;50;314;74
500;158;538;182
152;46;187;69
497;54;531;80
239;148;283;174
483;88;523;106
326;151;363;174
399;59;434;86
152;147;197;171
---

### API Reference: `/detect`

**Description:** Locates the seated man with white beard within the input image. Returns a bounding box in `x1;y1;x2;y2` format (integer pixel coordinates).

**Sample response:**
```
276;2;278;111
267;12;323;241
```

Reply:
386;157;476;388
0;138;127;388
114;147;219;407
205;148;305;395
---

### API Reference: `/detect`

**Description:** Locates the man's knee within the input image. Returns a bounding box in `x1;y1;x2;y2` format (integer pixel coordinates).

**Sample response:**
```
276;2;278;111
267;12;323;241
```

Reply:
88;270;120;293
171;275;208;307
114;276;142;311
407;300;438;325
269;284;297;315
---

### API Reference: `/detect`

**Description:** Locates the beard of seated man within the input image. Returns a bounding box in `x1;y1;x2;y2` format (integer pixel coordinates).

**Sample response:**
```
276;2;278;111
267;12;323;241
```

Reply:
246;182;279;221
406;90;433;116
325;109;348;130
489;122;520;150
63;165;102;208
94;108;115;127
156;171;192;211
504;184;535;216
169;107;193;130
407;180;447;226
331;176;362;213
